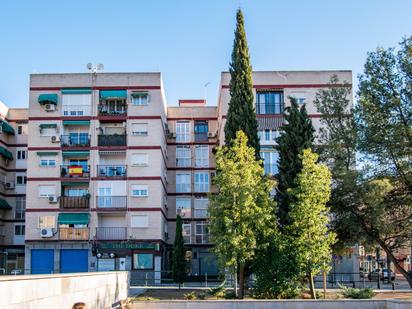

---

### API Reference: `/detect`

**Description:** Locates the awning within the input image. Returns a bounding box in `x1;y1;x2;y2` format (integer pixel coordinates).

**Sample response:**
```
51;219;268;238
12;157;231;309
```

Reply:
0;146;13;161
39;124;57;129
38;94;58;105
1;121;14;135
63;120;90;126
0;198;11;210
61;88;92;95
99;150;126;156
62;151;90;158
100;90;127;100
58;213;89;225
37;152;58;156
61;182;89;187
131;91;148;98
257;117;284;130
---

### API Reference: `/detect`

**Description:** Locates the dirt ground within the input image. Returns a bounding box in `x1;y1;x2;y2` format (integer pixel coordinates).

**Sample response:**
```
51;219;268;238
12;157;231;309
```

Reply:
131;288;412;301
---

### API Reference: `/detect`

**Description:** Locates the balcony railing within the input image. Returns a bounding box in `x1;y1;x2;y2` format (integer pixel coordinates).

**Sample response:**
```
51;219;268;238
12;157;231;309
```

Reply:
61;165;90;178
194;132;208;142
97;165;127;178
98;134;126;146
96;227;127;240
256;102;284;115
61;134;90;147
194;209;208;218
194;234;210;244
98;102;127;116
62;105;91;117
59;227;89;240
96;196;127;210
60;196;90;209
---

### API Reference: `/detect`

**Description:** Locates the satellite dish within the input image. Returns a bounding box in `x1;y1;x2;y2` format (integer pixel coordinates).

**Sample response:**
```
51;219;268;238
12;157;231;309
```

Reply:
97;63;104;71
87;63;92;70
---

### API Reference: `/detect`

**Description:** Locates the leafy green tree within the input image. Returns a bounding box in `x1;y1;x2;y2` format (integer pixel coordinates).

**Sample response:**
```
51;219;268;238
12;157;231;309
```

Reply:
286;149;335;299
276;98;314;226
209;130;275;298
172;215;186;288
224;9;260;155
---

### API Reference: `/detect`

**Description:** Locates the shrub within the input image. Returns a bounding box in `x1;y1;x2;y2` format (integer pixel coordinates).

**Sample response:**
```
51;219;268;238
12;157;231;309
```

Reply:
208;283;225;296
224;290;237;299
183;291;197;300
196;292;206;300
339;285;375;299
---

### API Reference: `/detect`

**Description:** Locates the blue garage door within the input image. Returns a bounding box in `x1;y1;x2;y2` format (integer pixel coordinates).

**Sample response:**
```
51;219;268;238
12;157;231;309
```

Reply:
31;249;54;274
60;249;88;273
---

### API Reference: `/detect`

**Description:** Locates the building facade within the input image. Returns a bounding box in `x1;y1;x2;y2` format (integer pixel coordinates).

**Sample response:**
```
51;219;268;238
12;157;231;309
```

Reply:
23;70;352;276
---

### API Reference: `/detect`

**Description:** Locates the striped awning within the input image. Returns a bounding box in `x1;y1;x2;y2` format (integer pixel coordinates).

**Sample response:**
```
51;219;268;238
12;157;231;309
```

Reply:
98;150;126;156
257;117;284;130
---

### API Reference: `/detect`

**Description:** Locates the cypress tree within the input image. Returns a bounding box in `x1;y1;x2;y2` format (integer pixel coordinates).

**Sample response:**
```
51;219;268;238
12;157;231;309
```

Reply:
276;98;314;226
172;215;186;288
224;9;260;155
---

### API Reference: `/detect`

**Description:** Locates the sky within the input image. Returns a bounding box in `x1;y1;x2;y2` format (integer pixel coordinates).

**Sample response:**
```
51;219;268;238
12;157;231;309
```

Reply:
0;0;411;108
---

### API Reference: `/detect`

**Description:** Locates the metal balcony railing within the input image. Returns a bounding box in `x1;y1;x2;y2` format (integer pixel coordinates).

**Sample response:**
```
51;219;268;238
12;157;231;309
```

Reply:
59;196;90;209
194;132;208;142
98;134;126;146
61;105;91;117
97;165;127;178
96;196;127;209
96;227;127;240
61;165;90;178
98;102;127;116
61;134;90;147
59;227;89;240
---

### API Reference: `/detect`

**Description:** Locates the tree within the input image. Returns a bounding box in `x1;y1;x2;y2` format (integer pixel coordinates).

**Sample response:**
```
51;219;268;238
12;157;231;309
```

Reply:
286;149;335;299
224;9;260;155
209;130;275;298
172;215;186;288
276;98;315;226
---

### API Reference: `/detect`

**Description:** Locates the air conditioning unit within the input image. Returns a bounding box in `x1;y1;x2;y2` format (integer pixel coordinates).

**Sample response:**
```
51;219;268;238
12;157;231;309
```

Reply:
48;195;58;203
44;104;56;112
208;132;216;138
40;228;53;238
5;182;15;189
51;135;60;143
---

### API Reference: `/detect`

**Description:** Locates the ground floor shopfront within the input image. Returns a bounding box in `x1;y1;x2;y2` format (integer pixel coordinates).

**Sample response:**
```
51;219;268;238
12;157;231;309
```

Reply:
0;245;25;274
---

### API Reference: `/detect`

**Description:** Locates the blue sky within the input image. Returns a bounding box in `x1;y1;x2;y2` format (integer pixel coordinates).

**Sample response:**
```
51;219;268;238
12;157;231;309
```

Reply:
0;0;411;108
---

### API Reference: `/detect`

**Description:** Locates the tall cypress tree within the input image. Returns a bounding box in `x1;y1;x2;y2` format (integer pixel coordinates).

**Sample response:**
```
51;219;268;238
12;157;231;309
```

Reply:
224;9;259;154
172;215;186;288
276;98;315;226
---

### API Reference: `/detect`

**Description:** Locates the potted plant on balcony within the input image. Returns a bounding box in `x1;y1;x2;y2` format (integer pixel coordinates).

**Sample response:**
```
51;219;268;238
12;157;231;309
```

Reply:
83;193;91;199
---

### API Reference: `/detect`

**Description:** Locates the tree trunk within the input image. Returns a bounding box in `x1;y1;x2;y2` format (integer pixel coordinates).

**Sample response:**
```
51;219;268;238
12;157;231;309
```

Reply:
323;270;327;299
234;266;238;298
239;263;245;299
376;239;412;288
308;271;316;299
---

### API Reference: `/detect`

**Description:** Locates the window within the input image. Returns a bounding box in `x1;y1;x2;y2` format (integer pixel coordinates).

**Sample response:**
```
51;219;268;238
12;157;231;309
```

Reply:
16;176;27;185
64;188;88;197
194;172;209;192
38;215;56;228
131;185;149;197
194;121;208;142
194;197;208;218
176;121;190;142
133;253;153;269
176;173;191;193
256;91;284;114
131;215;149;227
17;125;23;135
176;198;191;218
260;150;279;175
14;224;25;236
131;92;149;106
131;153;149;166
62;94;92;116
40;158;56;167
38;185;56;197
131;123;148;136
290;92;306;104
195;145;209;167
176;146;191;167
195;222;209;244
15;197;25;219
182;223;191;244
40;127;57;137
258;130;279;144
17;150;27;160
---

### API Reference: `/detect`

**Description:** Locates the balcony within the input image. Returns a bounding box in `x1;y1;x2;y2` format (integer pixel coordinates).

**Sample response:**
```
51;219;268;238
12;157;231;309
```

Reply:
96;196;127;210
59;227;89;240
61;165;90;178
60;196;90;209
256;102;284;115
98;102;127;116
194;132;208;142
61;134;90;147
98;134;126;147
97;165;127;178
62;105;91;117
96;227;127;240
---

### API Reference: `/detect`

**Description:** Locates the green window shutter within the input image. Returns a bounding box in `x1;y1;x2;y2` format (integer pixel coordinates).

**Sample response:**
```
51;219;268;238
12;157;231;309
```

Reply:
0;146;13;161
62;151;90;157
38;94;58;105
39;124;58;129
58;213;89;225
0;198;11;209
131;92;148;98
100;90;127;99
36;152;58;156
61;88;92;94
62;120;90;126
1;121;15;135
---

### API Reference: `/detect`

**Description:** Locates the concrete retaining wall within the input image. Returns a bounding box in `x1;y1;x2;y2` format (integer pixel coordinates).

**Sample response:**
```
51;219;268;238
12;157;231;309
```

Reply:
0;271;129;309
130;299;412;309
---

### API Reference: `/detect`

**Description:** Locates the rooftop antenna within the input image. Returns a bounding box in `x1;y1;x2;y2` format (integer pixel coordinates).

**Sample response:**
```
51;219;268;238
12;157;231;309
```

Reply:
204;82;211;102
87;63;104;74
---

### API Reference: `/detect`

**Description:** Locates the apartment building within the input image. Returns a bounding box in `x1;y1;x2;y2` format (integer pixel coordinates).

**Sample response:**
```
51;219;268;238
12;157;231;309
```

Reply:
0;102;28;274
24;70;352;277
